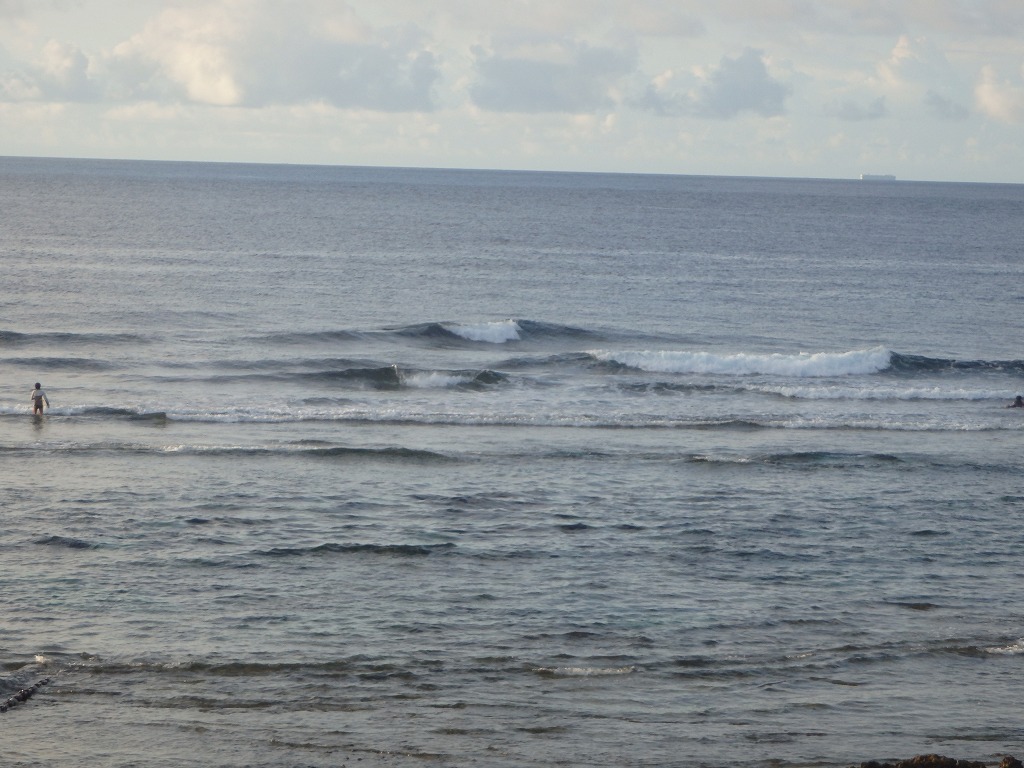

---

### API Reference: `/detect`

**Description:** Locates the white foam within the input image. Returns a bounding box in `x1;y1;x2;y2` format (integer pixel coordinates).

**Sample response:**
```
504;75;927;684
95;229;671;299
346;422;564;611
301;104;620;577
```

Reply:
986;639;1024;655
759;384;1012;400
536;665;638;677
591;347;893;377
402;371;473;389
446;319;521;343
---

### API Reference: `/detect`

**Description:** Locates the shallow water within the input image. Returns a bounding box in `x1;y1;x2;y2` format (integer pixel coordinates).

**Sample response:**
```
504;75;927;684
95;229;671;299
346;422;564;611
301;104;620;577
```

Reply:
1;158;1023;767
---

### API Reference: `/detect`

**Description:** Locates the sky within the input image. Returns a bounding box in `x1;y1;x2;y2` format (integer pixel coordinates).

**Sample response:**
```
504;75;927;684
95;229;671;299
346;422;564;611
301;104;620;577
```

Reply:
0;0;1022;182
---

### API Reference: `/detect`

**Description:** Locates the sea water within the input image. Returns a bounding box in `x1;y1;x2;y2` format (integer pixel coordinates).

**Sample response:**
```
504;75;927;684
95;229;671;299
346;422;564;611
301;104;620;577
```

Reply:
1;157;1022;767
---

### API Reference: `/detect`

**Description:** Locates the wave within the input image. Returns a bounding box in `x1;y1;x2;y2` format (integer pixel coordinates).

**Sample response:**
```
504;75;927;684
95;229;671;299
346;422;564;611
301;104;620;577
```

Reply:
392;319;602;345
0;406;170;422
150;365;510;390
34;535;97;549
589;347;894;377
749;383;1015;401
587;347;1024;380
244;320;592;347
1;318;598;353
248;321;509;347
258;542;455;558
446;319;523;343
1;356;117;371
303;445;454;462
534;665;638;678
307;365;402;388
232;319;1024;381
152;365;405;389
403;368;507;389
0;440;454;463
79;407;169;422
163;444;453;463
985;638;1024;655
10;441;954;467
252;329;368;345
163;356;375;372
0;330;148;347
305;365;507;390
688;451;905;468
888;352;1024;376
4;406;1020;431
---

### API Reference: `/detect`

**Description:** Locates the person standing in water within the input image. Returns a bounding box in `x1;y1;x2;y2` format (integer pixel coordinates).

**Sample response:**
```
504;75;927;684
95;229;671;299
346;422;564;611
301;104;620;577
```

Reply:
30;383;49;415
1008;395;1024;408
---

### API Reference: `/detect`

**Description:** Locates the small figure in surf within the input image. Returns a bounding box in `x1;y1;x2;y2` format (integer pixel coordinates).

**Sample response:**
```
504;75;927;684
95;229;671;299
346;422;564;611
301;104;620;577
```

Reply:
1008;395;1024;408
30;383;49;415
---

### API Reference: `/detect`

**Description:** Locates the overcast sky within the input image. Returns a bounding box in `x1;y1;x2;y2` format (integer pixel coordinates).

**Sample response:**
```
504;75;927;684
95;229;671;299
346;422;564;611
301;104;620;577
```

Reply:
1;0;1022;181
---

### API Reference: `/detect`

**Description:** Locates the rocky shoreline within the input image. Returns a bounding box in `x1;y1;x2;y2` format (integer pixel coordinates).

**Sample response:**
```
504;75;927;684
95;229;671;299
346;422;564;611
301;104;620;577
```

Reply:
850;756;1021;768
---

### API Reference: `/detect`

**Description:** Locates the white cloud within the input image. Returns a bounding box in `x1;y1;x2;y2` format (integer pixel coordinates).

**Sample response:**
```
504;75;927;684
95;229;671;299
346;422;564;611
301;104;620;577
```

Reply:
828;96;888;121
974;65;1024;124
469;35;636;113
612;2;705;37
0;38;98;101
694;48;790;118
112;5;244;105
924;90;970;121
637;48;790;119
24;1;444;110
0;0;31;19
0;0;1022;181
38;40;92;90
0;73;41;100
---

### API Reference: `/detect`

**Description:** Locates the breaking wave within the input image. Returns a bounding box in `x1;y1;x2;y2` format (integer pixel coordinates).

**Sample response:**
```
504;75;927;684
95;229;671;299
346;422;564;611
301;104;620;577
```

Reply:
393;319;601;345
585;347;1024;379
589;347;894;377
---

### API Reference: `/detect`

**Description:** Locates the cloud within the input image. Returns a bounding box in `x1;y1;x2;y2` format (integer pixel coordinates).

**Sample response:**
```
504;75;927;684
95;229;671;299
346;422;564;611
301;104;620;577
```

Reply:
877;34;976;113
828;96;888;121
0;0;29;18
879;35;945;87
118;3;441;110
234;23;441;111
469;36;636;113
700;1;905;36
705;0;1024;37
4;1;441;111
1;0;1024;181
36;39;95;99
974;65;1024;123
0;38;98;102
924;90;969;121
694;48;790;118
902;0;1024;36
614;2;705;37
637;48;790;119
110;5;244;105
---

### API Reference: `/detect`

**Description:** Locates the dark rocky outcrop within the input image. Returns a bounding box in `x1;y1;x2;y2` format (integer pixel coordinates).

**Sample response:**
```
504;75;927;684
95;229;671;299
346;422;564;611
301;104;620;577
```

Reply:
0;678;51;713
850;755;1021;768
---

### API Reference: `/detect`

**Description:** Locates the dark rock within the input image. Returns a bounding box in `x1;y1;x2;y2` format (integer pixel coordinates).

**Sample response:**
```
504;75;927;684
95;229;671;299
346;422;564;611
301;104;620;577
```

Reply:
849;756;1015;768
0;676;52;714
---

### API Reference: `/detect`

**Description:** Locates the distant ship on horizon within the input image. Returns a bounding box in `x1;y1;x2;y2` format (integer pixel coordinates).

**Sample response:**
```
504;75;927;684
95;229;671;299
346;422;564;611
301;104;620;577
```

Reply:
860;173;896;181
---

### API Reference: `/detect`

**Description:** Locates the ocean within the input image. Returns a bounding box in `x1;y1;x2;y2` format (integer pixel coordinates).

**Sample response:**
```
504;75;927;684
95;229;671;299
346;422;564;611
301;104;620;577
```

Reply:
1;156;1022;767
